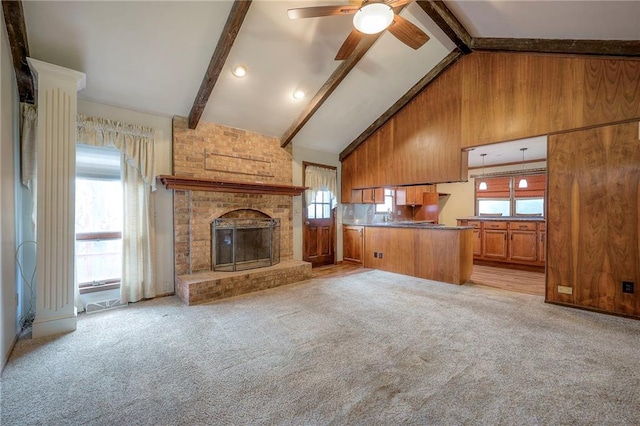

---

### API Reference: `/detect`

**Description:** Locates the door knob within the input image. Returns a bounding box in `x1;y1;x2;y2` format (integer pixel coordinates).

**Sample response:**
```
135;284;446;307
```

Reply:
304;221;310;225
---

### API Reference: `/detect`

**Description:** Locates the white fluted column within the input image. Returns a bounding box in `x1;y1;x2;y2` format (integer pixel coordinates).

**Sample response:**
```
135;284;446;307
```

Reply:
28;58;86;338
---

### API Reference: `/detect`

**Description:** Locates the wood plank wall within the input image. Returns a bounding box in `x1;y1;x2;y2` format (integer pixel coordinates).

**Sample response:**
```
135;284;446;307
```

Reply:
547;121;640;318
462;53;640;147
342;52;640;197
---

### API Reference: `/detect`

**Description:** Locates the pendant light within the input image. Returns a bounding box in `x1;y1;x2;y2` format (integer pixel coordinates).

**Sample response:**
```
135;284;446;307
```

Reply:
478;153;488;190
518;148;528;189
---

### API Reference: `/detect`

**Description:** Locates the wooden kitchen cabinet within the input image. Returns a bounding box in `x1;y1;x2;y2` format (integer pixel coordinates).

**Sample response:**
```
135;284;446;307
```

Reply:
483;225;509;260
362;187;384;204
395;185;436;206
457;219;545;267
509;222;538;262
459;220;482;256
343;226;364;263
538;223;546;264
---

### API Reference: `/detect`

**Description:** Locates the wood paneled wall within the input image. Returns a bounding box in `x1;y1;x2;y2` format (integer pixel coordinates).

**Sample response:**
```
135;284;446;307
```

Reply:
547;121;640;318
342;52;640;201
462;53;640;147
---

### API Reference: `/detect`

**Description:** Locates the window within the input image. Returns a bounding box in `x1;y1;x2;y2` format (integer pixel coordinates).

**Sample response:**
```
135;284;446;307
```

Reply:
478;199;511;216
75;145;123;293
515;198;544;216
307;190;333;219
375;188;394;213
476;174;546;217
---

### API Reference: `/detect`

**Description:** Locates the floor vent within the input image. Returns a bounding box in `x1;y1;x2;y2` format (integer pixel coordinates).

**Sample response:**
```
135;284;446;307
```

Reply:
85;299;127;314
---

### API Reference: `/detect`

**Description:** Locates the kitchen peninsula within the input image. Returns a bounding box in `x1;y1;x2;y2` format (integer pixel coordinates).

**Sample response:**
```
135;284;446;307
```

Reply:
343;222;474;285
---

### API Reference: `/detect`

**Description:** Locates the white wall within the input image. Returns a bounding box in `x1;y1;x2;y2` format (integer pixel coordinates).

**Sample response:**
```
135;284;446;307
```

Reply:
78;100;175;295
1;15;19;370
437;161;547;226
292;146;342;261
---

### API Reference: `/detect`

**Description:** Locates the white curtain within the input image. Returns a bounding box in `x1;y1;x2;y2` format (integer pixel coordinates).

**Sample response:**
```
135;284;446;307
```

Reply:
305;165;337;208
20;104;38;232
77;114;157;303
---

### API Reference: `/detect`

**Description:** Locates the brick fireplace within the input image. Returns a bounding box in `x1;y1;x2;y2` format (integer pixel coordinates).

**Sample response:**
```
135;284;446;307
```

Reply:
165;117;311;305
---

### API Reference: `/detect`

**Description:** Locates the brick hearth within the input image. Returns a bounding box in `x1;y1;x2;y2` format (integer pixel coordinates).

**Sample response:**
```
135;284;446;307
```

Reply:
175;259;311;305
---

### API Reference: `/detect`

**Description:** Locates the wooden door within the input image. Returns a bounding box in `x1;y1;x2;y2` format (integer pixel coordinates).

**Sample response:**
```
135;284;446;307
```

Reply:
343;226;363;263
304;214;334;267
303;163;337;267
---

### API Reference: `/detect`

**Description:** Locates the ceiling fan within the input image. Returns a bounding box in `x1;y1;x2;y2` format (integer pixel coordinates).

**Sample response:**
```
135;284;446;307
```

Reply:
287;0;430;60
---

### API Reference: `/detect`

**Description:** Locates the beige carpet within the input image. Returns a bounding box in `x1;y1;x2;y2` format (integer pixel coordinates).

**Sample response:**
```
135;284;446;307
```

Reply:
2;270;639;425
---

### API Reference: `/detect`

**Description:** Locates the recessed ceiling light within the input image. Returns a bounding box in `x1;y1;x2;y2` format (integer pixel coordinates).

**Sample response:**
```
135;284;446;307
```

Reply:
232;65;247;78
293;89;305;100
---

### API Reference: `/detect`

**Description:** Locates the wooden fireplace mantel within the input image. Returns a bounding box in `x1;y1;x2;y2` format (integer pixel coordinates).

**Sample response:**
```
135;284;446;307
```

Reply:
157;175;307;196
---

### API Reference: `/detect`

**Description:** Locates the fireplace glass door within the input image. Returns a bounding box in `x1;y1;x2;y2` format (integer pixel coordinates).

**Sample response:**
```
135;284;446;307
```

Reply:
212;218;280;272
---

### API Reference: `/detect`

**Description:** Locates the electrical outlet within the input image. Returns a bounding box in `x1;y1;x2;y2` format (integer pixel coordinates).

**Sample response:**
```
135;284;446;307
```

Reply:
373;251;378;258
379;252;383;259
558;286;573;295
622;281;634;294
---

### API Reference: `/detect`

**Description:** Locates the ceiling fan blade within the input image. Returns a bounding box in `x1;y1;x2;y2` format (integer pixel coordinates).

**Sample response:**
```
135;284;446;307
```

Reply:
386;0;415;7
287;5;359;20
387;14;430;50
335;29;363;60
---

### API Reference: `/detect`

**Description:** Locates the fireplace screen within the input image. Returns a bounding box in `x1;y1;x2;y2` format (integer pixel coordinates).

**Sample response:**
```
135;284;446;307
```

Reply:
212;218;280;272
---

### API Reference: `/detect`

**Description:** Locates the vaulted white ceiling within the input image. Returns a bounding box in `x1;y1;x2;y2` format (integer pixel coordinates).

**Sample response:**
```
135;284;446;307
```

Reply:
20;1;640;159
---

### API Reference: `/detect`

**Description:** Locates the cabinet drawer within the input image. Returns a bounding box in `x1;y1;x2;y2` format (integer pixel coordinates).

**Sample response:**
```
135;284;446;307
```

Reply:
467;221;482;229
510;222;537;231
484;221;507;230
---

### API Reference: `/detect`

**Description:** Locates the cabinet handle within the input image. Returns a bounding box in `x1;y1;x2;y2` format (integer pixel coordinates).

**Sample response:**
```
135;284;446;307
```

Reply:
504;234;507;240
510;233;513;240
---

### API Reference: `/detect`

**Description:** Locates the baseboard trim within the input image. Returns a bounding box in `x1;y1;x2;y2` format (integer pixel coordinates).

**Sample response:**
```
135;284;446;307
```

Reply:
1;333;19;375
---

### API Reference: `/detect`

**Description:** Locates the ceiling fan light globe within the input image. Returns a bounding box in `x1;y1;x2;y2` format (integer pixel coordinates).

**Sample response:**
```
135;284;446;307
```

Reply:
353;3;394;34
479;181;488;190
518;178;528;189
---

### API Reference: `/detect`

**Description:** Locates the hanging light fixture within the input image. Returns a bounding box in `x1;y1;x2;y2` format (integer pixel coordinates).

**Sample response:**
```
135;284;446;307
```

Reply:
478;153;488;190
518;147;528;189
353;2;394;34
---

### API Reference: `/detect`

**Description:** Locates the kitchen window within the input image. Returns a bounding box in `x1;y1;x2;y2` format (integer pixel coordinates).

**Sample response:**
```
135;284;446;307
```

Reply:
476;175;545;217
375;188;394;213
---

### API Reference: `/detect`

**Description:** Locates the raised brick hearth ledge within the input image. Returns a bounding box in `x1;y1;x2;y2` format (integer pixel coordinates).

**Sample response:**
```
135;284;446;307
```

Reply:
176;259;312;305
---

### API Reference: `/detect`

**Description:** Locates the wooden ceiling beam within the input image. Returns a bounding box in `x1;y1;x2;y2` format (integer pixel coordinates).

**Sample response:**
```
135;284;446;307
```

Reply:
280;32;383;148
2;0;35;103
472;38;640;57
339;49;462;161
188;0;252;130
416;0;472;54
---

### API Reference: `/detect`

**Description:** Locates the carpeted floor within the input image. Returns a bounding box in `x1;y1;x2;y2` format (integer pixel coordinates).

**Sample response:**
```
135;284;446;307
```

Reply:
2;270;639;425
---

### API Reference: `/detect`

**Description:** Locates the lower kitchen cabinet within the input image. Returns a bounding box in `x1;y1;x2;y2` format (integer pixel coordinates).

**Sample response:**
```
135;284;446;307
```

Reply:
483;229;508;259
458;219;545;267
509;222;538;262
343;225;364;263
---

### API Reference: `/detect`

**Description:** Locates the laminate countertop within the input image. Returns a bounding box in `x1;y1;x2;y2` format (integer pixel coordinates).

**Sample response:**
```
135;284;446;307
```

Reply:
458;216;545;222
343;221;472;230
